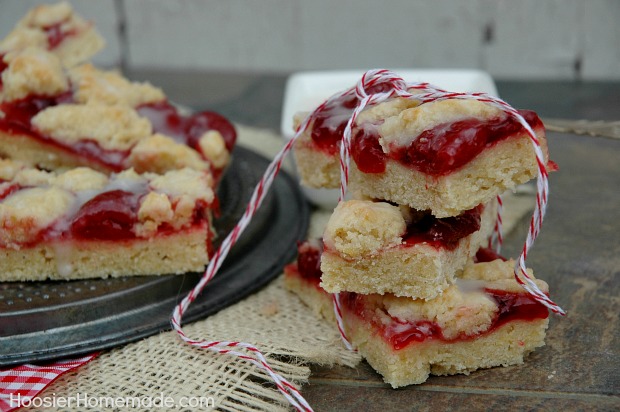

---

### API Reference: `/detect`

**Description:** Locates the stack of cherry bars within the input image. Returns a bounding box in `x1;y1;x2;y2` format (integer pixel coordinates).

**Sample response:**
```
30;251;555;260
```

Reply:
284;76;554;386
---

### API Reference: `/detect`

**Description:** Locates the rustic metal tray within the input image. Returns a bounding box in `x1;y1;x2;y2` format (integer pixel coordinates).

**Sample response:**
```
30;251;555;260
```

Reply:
0;146;309;367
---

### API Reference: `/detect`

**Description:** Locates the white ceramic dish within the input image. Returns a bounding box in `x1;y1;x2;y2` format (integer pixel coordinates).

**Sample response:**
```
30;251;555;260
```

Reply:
280;69;499;208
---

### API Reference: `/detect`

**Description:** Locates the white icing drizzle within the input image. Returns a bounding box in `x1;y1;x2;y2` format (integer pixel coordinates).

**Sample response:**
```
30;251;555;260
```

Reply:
46;171;148;240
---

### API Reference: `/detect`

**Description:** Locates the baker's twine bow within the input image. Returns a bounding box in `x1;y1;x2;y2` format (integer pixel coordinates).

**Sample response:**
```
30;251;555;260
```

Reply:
171;69;565;412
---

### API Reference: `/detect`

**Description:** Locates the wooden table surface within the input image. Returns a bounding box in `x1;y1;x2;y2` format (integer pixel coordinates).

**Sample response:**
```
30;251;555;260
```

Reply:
132;70;620;411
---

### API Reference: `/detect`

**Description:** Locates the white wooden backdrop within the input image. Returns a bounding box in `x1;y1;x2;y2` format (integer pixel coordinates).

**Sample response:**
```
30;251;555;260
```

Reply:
1;0;618;80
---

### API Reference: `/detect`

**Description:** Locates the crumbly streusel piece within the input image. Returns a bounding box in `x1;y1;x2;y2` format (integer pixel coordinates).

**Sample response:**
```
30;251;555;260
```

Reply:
320;199;497;299
128;133;211;174
31;103;153;150
1;47;68;102
0;159;214;281
69;63;166;107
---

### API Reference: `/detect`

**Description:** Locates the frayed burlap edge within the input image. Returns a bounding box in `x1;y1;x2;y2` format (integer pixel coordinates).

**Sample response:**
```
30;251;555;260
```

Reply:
45;275;361;412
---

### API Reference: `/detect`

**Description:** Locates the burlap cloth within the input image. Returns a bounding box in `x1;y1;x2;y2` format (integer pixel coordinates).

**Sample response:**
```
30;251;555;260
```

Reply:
44;126;535;411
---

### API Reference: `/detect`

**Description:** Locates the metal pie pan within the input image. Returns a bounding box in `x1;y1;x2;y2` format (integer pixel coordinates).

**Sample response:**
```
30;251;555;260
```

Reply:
0;146;309;367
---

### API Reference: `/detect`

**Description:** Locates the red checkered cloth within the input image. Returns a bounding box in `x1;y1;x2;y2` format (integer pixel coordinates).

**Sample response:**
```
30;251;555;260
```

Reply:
0;354;98;412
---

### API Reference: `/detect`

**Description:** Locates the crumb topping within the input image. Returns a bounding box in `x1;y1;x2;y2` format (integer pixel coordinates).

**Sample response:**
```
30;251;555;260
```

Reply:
31;103;152;151
0;186;74;248
135;192;174;237
0;158;28;181
0;28;48;55
53;167;109;192
70;64;165;107
461;259;549;294
0;160;214;246
148;167;214;204
323;200;405;258
139;168;214;234
20;2;74;28
128;134;210;174
199;130;230;169
356;96;422;125
1;48;68;102
12;168;54;187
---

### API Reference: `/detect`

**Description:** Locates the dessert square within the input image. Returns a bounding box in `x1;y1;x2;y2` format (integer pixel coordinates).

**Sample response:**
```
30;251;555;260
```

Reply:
294;96;550;217
320;198;497;299
0;159;215;281
285;244;550;387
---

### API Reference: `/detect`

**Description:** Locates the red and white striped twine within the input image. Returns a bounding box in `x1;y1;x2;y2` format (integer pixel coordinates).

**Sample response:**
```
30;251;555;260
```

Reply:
331;293;354;351
171;69;564;412
171;136;314;412
488;195;504;253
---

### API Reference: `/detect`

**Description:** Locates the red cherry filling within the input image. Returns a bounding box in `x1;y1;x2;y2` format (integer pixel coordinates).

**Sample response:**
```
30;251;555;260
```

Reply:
186;111;237;152
396;118;493;175
0;184;22;201
0;54;7;89
489;289;549;330
311;95;358;155
402;206;482;250
296;241;323;282
350;127;386;173
310;83;394;155
387;320;444;350
43;21;77;49
70;190;142;240
351;109;543;176
137;100;237;155
0;92;73;132
475;247;508;263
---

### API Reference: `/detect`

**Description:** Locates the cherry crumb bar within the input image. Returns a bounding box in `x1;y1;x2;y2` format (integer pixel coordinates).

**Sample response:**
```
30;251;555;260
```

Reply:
320;198;497;299
294;96;551;217
0;159;215;281
285;242;549;387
